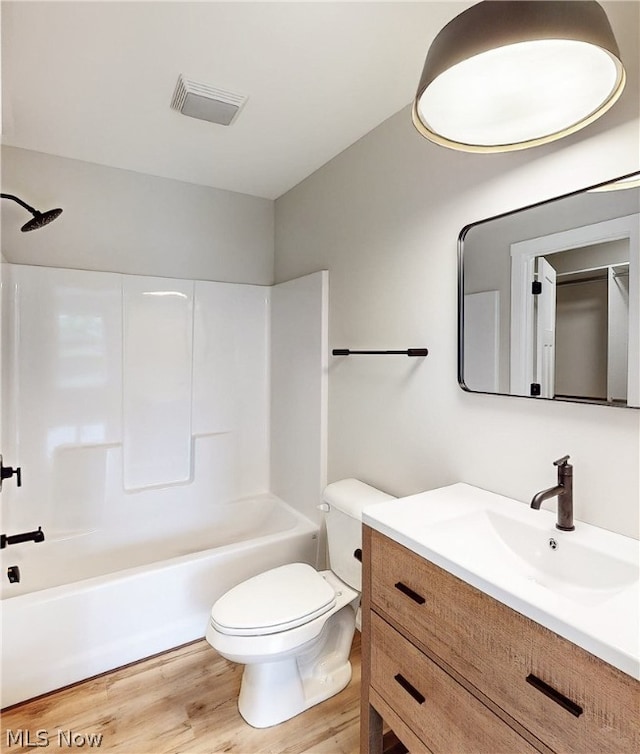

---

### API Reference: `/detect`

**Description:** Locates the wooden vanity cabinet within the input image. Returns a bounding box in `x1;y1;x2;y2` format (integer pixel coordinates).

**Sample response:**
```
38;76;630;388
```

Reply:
360;526;640;754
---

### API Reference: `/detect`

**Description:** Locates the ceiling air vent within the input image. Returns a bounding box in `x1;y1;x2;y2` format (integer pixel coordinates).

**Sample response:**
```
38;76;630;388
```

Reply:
170;75;247;126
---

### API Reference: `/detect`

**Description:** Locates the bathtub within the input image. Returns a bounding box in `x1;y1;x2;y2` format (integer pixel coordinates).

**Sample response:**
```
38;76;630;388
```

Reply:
0;494;319;708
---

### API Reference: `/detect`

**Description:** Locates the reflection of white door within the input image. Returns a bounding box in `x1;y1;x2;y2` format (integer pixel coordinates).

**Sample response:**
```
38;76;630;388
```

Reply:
535;258;556;398
511;213;639;405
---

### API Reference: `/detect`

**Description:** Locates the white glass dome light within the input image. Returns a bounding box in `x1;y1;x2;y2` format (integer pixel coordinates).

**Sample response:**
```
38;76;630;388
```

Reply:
412;1;626;152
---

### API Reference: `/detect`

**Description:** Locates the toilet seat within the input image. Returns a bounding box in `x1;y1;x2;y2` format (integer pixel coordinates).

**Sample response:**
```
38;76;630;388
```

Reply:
211;563;337;637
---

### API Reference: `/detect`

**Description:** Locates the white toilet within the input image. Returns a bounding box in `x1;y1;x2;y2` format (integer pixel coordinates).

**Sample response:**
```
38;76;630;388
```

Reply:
205;478;394;728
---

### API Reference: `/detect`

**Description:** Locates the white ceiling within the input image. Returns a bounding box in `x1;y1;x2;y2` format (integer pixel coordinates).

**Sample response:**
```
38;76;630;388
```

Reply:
1;1;473;200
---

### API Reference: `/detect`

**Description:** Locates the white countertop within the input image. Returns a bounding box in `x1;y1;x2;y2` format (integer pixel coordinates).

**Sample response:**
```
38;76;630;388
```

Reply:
363;483;639;680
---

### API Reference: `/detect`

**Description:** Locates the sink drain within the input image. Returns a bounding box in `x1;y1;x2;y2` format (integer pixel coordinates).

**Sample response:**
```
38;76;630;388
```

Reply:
548;538;558;550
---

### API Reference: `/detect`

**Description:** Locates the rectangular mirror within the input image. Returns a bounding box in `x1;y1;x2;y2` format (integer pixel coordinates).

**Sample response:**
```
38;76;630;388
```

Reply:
459;172;639;407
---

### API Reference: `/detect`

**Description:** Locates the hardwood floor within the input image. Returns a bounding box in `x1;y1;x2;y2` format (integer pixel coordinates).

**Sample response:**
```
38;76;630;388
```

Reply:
1;635;361;754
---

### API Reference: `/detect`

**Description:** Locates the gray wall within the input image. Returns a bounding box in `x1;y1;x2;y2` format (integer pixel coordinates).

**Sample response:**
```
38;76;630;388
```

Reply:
1;146;274;284
274;3;640;538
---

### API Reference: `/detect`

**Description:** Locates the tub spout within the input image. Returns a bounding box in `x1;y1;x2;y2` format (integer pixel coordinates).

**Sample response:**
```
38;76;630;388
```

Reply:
0;526;45;549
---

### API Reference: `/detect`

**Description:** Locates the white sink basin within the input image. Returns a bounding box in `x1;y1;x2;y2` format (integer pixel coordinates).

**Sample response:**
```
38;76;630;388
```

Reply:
427;508;637;606
363;483;639;679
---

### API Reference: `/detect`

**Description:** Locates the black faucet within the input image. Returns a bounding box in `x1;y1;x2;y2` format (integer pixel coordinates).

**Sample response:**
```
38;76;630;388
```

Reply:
0;526;45;549
530;456;574;531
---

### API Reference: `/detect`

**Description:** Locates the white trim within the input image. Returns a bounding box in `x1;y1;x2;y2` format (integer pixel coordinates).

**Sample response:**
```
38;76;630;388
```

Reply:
509;250;536;395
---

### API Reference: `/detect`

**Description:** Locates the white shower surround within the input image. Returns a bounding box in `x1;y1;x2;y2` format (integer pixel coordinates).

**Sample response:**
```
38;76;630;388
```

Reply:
0;264;328;706
1;265;274;536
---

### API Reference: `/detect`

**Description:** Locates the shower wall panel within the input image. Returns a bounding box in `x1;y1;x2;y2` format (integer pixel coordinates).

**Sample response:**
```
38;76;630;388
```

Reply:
1;265;122;535
1;265;271;540
193;281;270;497
270;271;328;525
122;277;194;490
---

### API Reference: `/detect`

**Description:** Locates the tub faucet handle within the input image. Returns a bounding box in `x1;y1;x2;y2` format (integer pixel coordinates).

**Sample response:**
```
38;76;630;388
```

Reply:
553;455;571;467
0;454;22;491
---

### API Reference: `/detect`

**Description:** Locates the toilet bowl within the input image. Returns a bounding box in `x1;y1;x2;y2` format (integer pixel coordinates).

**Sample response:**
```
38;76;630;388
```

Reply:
206;566;359;727
205;479;395;728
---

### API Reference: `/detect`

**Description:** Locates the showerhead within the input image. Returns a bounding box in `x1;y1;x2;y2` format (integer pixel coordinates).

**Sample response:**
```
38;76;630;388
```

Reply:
1;193;63;232
20;208;63;232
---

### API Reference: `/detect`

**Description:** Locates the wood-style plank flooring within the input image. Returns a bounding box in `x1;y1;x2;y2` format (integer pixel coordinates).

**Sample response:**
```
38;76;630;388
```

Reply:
1;635;361;754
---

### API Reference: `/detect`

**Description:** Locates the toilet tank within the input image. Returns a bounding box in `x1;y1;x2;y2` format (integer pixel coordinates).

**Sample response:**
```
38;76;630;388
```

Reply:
323;479;395;591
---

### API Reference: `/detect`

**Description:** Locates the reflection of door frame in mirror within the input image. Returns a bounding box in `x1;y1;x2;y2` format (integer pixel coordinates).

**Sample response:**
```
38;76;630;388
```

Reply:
510;214;639;405
534;257;557;399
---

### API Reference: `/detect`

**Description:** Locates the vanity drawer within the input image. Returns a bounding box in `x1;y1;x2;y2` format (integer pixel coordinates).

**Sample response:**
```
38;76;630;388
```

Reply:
369;529;640;754
370;612;537;754
525;625;639;753
370;528;533;704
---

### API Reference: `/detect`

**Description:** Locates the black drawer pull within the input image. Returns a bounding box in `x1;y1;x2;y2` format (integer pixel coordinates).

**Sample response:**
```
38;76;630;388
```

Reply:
394;674;425;705
353;548;362;562
394;581;426;605
526;674;583;717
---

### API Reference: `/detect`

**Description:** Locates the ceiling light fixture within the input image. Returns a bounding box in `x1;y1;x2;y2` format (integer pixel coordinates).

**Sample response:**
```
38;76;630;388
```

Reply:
412;0;626;152
588;172;640;192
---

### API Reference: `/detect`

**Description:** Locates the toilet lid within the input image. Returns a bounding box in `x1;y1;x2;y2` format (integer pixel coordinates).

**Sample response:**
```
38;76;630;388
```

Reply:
211;563;337;636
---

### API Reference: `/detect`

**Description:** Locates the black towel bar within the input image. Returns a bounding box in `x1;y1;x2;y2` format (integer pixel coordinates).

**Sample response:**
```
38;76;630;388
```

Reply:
332;348;428;357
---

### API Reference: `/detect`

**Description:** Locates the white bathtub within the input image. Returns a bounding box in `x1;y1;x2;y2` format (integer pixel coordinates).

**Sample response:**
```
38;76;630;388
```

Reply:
0;495;319;708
